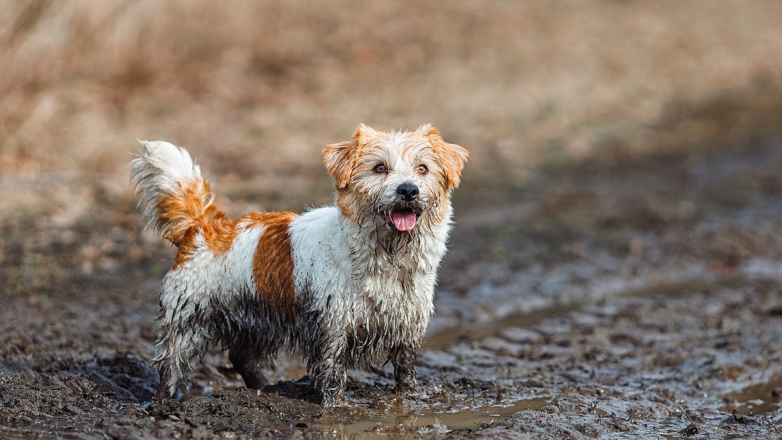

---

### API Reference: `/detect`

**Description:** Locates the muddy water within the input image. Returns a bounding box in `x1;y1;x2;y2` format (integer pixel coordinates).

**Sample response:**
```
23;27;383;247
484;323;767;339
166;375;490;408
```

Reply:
723;377;782;415
333;397;552;438
3;142;782;437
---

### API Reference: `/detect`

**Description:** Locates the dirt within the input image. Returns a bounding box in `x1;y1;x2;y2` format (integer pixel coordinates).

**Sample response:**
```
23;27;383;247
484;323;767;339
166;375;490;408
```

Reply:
3;141;782;439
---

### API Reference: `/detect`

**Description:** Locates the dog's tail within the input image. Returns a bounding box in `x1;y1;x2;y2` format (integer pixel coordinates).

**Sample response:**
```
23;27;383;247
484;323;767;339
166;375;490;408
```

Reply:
131;140;221;246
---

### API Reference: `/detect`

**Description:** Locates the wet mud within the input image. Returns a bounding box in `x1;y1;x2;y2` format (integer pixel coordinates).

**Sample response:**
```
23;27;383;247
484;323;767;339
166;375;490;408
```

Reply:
3;142;782;438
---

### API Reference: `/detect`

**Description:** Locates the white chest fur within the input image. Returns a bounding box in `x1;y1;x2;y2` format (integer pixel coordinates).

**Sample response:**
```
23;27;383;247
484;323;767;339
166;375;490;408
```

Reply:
289;206;451;359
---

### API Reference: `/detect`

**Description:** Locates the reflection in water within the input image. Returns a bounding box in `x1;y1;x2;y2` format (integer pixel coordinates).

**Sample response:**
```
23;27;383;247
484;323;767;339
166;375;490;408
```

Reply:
330;397;552;439
722;378;782;415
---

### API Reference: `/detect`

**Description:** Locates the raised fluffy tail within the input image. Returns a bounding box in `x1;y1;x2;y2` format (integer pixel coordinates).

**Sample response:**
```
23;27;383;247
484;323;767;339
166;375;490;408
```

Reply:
130;140;219;246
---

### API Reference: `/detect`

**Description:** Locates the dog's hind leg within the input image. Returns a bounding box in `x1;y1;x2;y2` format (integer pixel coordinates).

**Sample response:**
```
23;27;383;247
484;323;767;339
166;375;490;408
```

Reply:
229;343;269;390
153;322;210;399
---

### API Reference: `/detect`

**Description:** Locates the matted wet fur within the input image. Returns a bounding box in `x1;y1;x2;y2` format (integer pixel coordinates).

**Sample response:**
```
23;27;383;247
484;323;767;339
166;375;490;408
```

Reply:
130;124;467;406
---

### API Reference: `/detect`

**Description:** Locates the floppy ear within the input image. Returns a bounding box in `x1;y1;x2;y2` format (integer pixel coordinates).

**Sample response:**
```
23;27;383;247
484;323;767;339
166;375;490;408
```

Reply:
419;124;469;189
323;124;377;189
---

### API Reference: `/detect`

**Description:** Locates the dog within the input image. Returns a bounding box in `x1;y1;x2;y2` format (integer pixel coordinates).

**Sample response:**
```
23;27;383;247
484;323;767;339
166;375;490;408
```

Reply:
130;124;468;406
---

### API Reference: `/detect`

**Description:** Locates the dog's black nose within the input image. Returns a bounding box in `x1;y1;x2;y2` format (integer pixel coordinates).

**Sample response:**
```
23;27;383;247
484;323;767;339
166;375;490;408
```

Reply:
397;183;419;202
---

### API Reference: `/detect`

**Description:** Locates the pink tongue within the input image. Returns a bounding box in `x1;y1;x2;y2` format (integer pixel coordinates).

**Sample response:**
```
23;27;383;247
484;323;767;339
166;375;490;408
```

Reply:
391;210;417;232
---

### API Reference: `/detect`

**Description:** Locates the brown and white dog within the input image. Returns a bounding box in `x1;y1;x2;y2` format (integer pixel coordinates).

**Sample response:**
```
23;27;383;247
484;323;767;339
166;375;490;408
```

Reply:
131;124;467;406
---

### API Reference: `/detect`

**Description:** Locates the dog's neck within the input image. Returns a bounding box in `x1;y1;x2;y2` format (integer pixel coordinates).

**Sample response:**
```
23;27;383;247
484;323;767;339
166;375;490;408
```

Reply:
338;206;453;279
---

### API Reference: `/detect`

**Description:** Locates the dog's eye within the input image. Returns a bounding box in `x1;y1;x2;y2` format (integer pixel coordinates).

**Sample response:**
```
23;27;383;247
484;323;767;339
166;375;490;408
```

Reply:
417;164;428;174
374;164;387;174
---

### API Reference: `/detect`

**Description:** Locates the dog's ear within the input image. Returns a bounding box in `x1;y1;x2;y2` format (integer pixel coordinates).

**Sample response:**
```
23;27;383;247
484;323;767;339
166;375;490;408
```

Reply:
419;124;469;189
323;124;377;189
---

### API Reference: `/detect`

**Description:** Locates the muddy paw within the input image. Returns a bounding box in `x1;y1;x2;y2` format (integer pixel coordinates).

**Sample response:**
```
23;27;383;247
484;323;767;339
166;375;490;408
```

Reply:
320;394;346;407
395;379;418;394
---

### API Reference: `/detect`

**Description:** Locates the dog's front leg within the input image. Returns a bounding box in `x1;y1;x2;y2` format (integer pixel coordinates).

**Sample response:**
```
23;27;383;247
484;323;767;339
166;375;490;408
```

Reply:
312;331;348;407
391;341;420;393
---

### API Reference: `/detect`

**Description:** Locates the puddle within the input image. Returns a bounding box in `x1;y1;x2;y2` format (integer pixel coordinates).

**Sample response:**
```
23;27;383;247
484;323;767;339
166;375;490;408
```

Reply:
722;378;782;415
324;397;551;439
1;417;103;440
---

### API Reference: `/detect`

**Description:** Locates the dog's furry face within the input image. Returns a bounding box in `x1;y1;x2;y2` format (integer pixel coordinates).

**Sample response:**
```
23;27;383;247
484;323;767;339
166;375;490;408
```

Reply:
324;124;468;240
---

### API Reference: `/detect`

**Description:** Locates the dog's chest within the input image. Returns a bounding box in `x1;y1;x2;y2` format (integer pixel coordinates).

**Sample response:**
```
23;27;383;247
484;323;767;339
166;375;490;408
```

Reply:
338;260;434;342
290;207;444;337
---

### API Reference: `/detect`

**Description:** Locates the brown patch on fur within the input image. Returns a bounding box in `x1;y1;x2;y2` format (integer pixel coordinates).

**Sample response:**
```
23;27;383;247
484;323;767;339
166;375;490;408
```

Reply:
172;216;238;269
335;188;358;221
323;140;355;190
323;123;376;189
326;124;377;220
244;212;299;318
433;187;451;223
173;227;199;269
202;215;238;255
162;178;240;269
420;124;469;189
156;179;215;245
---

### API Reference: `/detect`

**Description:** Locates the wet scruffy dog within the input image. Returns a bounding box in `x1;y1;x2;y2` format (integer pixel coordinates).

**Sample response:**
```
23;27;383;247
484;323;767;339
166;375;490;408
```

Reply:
131;124;467;406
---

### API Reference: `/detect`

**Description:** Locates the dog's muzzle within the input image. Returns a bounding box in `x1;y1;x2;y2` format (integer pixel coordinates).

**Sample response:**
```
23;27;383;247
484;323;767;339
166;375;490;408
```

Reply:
376;183;418;232
375;183;424;233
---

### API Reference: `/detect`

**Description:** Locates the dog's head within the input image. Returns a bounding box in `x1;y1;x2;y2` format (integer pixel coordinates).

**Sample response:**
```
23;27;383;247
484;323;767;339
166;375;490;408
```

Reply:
324;124;468;235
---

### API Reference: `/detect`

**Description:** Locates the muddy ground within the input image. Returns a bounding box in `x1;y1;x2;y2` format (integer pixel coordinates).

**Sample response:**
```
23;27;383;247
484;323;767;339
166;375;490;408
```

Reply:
3;141;782;439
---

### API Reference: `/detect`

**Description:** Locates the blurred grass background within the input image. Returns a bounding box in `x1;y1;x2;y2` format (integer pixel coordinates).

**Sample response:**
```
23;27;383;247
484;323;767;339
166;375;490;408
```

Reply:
2;0;782;210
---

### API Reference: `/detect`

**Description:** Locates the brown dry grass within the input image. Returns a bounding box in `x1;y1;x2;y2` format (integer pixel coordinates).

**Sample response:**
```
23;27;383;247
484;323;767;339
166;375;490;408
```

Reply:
2;0;782;207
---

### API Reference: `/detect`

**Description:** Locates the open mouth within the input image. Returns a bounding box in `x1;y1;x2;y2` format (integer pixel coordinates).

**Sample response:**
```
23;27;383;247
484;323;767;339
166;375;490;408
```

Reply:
381;209;417;232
